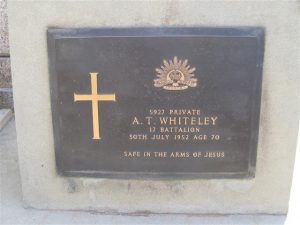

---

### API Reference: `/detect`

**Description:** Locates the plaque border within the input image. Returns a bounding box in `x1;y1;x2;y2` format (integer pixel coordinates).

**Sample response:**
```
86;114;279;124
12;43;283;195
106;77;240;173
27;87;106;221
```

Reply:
47;27;265;179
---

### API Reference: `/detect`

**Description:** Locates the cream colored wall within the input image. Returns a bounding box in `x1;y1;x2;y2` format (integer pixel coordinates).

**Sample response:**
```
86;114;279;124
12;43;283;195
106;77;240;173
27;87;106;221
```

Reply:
8;0;299;214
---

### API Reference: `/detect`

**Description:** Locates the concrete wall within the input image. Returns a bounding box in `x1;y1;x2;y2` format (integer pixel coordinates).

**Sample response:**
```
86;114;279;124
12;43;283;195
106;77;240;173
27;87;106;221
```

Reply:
8;0;299;215
0;0;13;109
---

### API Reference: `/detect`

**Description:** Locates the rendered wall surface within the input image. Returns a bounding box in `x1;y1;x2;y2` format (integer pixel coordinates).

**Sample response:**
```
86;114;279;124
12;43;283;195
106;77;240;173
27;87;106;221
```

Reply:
8;0;299;214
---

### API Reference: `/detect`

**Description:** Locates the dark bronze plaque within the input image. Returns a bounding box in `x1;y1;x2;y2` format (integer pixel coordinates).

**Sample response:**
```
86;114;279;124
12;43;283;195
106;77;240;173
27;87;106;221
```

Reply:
48;27;264;179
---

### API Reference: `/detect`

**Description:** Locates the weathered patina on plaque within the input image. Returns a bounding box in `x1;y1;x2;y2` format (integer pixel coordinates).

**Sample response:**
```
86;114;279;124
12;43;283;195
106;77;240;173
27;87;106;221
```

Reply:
48;27;264;178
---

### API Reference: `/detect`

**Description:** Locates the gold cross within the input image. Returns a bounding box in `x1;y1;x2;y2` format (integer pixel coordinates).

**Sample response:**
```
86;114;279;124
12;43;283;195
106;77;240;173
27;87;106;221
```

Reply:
74;73;116;140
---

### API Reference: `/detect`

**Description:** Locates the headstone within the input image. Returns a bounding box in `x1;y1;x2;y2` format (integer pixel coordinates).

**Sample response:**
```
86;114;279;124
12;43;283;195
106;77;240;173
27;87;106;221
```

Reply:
48;27;264;179
8;0;299;215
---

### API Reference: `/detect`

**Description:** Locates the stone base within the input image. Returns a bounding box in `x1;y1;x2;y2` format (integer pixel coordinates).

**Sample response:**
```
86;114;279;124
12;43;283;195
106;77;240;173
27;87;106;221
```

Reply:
8;0;299;215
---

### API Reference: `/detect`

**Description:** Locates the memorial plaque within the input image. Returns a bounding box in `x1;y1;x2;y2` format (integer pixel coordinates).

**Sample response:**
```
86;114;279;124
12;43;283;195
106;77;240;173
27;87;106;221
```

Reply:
48;27;264;179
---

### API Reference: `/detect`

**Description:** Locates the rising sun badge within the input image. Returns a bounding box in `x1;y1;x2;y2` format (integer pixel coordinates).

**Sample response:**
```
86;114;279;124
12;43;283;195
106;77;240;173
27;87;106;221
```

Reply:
154;56;197;90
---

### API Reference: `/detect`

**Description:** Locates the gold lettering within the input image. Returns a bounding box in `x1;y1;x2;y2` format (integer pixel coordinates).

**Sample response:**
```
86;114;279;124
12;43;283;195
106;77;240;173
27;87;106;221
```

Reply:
132;117;140;125
211;116;218;125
